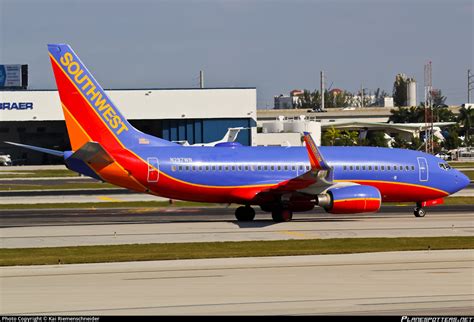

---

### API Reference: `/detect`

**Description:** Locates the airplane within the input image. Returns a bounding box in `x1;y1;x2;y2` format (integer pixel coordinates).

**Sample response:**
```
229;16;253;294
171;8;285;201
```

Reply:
5;44;470;222
173;127;248;147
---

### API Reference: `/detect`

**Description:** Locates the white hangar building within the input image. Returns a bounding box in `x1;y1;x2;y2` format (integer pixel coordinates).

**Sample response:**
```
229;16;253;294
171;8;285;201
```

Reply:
0;88;257;164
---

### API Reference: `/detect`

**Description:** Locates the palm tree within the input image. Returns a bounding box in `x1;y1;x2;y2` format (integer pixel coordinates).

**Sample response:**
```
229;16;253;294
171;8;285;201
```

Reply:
458;106;473;145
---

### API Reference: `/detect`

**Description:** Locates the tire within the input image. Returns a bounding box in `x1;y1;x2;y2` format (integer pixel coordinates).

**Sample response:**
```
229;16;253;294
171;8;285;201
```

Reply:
235;206;255;221
271;209;293;222
414;207;426;218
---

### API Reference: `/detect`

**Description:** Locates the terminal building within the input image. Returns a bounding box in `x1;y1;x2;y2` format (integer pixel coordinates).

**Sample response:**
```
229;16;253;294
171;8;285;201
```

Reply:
0;88;257;164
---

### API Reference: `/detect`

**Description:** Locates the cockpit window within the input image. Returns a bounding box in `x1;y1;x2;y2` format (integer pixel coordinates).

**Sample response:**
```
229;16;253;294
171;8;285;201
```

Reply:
438;163;451;170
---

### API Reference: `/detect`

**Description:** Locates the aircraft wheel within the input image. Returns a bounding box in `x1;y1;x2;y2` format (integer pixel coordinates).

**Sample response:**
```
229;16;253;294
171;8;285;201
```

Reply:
235;205;255;221
414;207;426;218
272;208;293;222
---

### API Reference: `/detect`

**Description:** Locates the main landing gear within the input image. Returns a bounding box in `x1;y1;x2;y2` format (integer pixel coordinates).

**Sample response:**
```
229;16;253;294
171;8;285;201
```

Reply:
235;205;255;221
271;208;293;222
234;205;294;222
414;207;426;217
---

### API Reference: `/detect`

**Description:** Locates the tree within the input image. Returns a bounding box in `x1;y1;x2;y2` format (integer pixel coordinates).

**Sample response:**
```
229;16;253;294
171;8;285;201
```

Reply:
431;89;447;107
393;74;410;107
458;105;473;145
337;130;359;146
365;131;388;147
322;127;341;146
389;106;424;123
442;126;462;150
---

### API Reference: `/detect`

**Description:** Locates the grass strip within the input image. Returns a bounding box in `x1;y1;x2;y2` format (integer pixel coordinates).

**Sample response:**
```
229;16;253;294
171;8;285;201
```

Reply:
0;169;77;178
0;200;214;210
0;237;472;267
0;182;115;191
461;170;474;180
0;197;472;210
449;162;474;168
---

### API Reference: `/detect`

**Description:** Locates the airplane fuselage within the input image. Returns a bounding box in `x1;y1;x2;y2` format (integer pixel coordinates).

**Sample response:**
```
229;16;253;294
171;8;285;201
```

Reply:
94;145;467;206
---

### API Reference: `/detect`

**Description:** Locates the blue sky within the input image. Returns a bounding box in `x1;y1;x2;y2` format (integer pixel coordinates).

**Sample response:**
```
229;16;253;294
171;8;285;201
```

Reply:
1;0;472;107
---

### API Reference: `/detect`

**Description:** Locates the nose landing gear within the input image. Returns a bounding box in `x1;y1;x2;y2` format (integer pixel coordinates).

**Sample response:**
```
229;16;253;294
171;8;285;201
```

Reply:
414;207;426;217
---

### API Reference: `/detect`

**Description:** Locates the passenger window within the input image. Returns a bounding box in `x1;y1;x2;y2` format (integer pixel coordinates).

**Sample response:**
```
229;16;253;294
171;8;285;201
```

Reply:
299;165;304;171
411;165;415;171
199;166;203;171
374;166;378;171
368;166;372;171
232;166;236;171
356;166;360;171
186;166;189;171
306;166;310;171
277;166;281;171
258;166;262;171
284;165;288;171
362;166;366;170
387;166;391;170
206;166;209;171
192;166;196;171
218;165;222;171
350;166;353;170
381;166;385;171
238;165;242;171
292;166;296;171
225;166;229;171
245;166;249;171
343;166;347;170
271;166;275;171
212;166;216;171
171;166;176;172
393;165;397;170
178;166;183;171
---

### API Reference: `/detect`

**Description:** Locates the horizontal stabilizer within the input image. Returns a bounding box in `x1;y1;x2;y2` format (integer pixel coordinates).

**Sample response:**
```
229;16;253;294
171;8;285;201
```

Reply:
4;141;64;157
69;142;114;167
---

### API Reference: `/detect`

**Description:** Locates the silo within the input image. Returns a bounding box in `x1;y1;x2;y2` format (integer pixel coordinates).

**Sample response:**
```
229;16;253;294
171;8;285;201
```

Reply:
305;121;322;146
263;121;284;133
406;80;417;107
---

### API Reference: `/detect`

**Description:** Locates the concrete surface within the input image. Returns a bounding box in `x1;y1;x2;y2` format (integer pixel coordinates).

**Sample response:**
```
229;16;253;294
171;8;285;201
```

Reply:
1;208;472;248
1;250;472;315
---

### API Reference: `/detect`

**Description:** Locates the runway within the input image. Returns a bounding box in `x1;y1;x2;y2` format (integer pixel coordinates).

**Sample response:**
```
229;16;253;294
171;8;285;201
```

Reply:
1;250;472;315
1;206;473;248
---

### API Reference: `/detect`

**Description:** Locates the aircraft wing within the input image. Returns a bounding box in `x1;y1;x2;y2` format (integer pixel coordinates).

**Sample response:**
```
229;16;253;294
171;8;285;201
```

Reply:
261;132;339;195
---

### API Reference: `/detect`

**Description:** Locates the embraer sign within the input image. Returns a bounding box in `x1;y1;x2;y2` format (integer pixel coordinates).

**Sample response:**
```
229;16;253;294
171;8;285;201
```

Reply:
0;102;33;110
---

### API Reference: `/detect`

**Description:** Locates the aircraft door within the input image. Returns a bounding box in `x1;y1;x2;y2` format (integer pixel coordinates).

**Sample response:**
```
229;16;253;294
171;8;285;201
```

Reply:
417;157;428;182
147;157;159;183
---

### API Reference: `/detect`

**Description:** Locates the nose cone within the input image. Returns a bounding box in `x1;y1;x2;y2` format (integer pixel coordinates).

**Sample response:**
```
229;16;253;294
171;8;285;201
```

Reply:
454;170;470;193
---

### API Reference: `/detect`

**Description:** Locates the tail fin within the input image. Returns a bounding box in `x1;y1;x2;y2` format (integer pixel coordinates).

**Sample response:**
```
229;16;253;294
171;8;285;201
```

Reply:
303;132;330;171
47;44;176;151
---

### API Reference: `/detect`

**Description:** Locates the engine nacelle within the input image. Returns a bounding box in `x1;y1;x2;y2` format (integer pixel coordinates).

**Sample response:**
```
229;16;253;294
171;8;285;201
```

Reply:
318;185;381;214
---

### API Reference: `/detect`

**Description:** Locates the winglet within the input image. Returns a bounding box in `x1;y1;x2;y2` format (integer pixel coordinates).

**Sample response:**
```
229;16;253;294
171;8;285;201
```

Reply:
303;132;329;170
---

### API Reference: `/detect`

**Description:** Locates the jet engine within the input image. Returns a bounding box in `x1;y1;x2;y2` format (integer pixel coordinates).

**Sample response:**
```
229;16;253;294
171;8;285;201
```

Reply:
316;185;381;214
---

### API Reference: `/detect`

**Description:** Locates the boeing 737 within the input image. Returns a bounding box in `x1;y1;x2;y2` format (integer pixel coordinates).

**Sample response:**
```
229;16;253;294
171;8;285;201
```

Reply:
6;44;470;222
